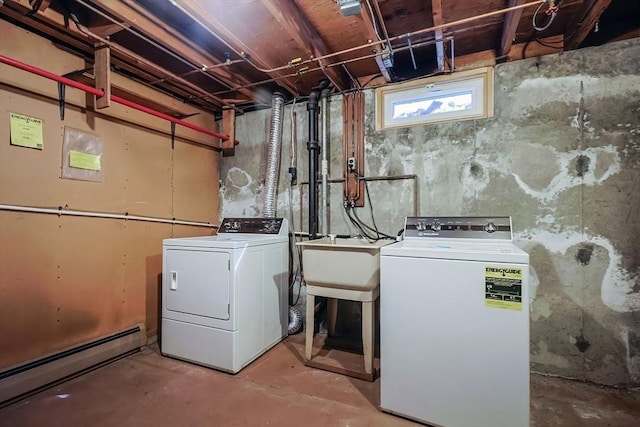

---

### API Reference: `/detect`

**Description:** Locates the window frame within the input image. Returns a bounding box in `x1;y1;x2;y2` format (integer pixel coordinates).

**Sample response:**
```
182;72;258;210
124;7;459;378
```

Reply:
375;67;494;131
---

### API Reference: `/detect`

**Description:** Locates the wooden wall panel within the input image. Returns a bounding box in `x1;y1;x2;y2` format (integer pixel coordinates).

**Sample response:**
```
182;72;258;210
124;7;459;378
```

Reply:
173;141;220;224
49;216;127;347
0;20;218;148
0;214;62;366
117;125;173;217
0;23;219;368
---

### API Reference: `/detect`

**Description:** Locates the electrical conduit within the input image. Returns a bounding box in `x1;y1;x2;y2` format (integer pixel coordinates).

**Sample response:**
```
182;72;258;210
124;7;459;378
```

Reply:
0;204;217;228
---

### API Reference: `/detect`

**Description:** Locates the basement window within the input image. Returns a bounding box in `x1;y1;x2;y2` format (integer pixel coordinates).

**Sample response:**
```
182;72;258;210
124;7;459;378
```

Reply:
375;67;494;130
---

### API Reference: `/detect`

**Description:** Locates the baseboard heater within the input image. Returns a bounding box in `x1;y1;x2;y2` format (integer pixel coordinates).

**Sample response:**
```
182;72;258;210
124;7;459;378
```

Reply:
0;324;146;406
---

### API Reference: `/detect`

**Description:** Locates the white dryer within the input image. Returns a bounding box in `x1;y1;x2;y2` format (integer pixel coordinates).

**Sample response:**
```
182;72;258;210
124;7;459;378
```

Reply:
380;217;530;427
161;218;288;373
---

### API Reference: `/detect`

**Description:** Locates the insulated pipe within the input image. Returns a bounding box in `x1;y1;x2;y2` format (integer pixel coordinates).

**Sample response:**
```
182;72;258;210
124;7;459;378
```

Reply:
263;92;285;217
307;91;320;239
0;54;230;143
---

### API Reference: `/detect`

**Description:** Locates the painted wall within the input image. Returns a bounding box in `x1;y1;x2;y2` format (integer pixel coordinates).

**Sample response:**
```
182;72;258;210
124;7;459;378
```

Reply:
220;37;640;386
0;22;220;368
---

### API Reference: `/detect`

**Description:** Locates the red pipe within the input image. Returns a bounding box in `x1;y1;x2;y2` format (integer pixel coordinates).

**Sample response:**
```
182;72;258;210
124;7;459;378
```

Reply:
0;54;104;96
0;54;230;142
110;94;227;140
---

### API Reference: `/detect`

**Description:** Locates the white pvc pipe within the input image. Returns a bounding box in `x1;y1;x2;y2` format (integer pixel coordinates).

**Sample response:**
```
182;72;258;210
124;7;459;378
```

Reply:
320;93;329;237
0;204;217;228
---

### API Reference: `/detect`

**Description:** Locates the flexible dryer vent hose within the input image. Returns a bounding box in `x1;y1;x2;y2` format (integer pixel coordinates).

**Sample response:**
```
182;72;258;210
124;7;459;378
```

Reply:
288;306;303;335
263;93;285;217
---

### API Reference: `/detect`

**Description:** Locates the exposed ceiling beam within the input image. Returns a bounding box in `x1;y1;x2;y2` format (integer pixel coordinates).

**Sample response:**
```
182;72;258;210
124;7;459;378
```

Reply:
259;0;350;91
564;0;613;50
359;2;392;82
0;0;232;112
92;0;271;106
500;0;526;57
172;0;300;97
29;0;53;12
86;14;129;38
431;0;445;71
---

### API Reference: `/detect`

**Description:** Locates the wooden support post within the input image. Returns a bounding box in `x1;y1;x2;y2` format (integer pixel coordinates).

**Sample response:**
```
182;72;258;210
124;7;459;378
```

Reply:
222;108;236;157
94;44;111;109
431;0;446;71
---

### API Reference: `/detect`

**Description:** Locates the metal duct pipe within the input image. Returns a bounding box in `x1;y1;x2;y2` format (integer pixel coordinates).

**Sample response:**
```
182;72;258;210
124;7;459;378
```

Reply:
263;92;285;217
307;91;320;239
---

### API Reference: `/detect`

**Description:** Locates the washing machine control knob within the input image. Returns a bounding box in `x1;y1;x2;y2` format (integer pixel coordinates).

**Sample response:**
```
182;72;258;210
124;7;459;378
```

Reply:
484;222;497;233
430;221;442;232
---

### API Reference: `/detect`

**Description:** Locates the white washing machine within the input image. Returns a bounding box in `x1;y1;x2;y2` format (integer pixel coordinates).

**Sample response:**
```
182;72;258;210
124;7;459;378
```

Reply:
380;217;530;427
161;218;288;374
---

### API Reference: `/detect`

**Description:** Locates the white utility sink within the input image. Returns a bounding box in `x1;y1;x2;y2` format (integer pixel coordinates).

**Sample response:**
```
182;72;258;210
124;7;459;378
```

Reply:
297;237;394;290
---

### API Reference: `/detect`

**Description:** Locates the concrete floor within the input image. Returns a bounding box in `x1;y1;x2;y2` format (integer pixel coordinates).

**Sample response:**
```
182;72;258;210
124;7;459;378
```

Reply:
1;335;639;427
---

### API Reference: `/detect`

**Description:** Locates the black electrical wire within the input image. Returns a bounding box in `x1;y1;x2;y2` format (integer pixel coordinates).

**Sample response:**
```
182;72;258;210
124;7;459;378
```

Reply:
361;73;383;88
362;176;394;239
347;172;394;241
353;207;394;240
287;135;304;307
533;36;564;49
344;204;375;241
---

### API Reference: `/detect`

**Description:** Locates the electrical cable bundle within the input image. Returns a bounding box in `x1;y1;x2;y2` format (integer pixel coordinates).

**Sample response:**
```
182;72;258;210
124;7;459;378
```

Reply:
287;97;304;308
344;174;394;242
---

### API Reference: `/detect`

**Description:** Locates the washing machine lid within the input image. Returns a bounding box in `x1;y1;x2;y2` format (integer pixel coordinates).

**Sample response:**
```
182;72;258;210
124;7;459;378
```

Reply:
381;239;529;264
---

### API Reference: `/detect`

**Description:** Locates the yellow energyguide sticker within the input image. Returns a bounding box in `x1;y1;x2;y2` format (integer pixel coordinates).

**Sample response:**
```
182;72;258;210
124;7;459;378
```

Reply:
485;265;523;311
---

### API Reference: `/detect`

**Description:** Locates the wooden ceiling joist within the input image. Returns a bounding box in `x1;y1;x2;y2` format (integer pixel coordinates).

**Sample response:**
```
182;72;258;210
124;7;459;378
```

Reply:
92;0;271;106
564;0;613;50
172;0;300;97
500;0;526;57
359;3;392;82
259;0;350;91
87;15;129;38
431;0;446;71
0;0;232;112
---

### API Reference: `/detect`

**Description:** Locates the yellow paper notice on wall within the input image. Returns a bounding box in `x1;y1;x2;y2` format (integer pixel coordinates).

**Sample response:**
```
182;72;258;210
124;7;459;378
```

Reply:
10;112;44;150
69;150;101;171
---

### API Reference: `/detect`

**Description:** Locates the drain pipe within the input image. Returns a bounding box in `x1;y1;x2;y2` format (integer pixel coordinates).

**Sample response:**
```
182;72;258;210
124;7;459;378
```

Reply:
320;88;330;237
307;90;320;239
263;92;285;217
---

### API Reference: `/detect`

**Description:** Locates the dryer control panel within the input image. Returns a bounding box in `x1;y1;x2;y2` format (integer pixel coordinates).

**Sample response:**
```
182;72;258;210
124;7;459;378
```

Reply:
404;216;512;240
219;218;285;235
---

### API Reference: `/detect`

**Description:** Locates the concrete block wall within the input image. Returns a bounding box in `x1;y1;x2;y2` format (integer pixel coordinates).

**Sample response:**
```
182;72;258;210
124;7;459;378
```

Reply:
220;38;640;386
